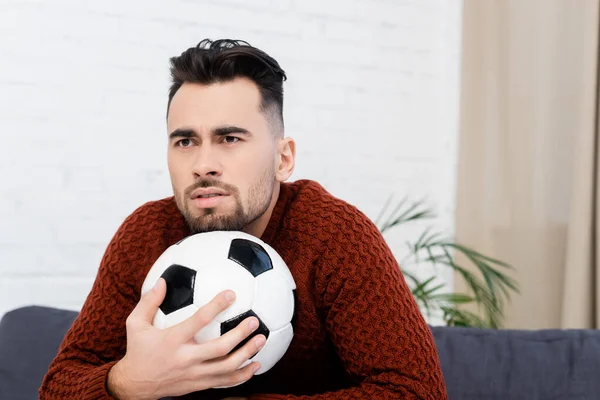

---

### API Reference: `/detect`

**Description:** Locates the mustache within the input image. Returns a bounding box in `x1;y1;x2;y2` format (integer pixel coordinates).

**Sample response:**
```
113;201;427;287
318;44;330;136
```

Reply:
184;179;239;197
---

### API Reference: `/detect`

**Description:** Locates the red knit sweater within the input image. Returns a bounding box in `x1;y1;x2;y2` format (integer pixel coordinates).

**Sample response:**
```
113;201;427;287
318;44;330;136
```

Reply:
39;179;447;399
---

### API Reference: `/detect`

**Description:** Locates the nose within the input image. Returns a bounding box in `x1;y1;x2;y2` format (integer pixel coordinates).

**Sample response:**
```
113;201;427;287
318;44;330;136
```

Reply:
191;144;223;178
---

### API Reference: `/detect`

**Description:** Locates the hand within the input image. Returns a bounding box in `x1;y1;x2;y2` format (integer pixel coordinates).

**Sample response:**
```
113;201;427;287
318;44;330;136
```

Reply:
107;278;265;400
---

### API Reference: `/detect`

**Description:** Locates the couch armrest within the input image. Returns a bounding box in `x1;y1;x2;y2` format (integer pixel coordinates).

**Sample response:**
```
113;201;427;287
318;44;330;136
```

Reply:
0;305;78;400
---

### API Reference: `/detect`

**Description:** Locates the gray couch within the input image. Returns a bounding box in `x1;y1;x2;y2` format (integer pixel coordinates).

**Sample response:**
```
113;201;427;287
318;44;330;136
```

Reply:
1;306;600;400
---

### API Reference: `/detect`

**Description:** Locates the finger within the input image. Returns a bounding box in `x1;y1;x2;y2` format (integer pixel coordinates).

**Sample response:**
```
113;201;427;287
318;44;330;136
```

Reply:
213;361;261;388
207;333;266;375
170;290;236;341
128;278;167;326
193;361;261;391
196;317;261;361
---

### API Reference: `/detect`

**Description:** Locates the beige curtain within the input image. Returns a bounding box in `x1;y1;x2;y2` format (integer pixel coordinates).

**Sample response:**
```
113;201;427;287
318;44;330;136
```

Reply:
455;0;600;329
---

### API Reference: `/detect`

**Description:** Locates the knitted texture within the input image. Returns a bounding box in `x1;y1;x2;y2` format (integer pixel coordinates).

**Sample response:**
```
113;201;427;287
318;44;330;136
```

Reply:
39;179;448;399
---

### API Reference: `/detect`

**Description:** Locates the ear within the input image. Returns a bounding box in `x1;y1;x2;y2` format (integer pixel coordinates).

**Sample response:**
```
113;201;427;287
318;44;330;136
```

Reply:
275;137;296;182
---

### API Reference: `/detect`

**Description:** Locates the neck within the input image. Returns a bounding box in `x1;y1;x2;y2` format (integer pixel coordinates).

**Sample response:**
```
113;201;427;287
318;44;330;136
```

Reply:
243;182;281;238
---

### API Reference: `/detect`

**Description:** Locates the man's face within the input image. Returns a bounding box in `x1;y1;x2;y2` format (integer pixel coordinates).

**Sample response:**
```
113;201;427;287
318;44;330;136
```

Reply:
167;78;280;234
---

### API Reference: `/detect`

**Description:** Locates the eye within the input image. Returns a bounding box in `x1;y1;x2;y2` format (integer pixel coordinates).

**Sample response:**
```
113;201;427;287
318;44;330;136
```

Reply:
176;139;193;147
223;136;240;144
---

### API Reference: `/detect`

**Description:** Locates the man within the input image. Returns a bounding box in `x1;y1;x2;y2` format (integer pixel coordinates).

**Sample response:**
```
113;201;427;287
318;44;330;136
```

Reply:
39;39;448;399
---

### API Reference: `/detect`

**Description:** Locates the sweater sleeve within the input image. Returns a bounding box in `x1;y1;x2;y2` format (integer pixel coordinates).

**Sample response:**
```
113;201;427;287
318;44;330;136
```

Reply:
39;211;143;400
249;211;448;400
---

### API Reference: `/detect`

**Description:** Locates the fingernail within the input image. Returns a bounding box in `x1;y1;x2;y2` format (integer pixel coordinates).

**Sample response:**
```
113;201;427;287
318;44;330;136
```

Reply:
248;318;258;330
253;363;261;373
153;279;161;291
225;291;235;302
255;336;266;349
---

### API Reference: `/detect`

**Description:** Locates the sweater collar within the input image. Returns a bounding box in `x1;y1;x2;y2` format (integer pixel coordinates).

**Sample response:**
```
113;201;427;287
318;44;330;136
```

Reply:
260;181;291;245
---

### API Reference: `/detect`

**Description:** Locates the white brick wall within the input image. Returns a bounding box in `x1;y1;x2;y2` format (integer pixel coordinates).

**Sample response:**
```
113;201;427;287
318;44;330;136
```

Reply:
0;0;463;321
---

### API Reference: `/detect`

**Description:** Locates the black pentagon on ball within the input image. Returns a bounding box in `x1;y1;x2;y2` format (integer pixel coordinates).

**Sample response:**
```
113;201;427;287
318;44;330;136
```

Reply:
291;289;298;329
159;264;196;315
228;238;273;277
221;310;270;356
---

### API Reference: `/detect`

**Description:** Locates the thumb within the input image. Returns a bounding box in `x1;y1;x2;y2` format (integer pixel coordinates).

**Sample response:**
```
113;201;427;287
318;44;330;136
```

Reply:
131;278;167;325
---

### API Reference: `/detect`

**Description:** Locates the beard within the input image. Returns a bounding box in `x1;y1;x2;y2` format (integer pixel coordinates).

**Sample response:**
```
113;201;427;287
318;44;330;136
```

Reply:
174;167;275;234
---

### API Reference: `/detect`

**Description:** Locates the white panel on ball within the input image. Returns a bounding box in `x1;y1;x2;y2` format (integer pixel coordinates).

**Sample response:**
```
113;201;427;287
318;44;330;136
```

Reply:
266;248;296;291
192;261;255;323
162;304;199;328
152;309;167;329
252;323;293;375
253;272;295;331
192;317;221;344
174;233;233;269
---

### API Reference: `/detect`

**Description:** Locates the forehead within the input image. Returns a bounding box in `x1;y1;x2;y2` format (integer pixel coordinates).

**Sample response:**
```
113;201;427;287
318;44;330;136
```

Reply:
167;78;265;132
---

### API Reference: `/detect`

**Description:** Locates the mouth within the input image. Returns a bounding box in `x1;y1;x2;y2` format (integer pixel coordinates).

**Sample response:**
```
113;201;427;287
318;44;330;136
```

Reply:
190;187;229;199
189;188;230;208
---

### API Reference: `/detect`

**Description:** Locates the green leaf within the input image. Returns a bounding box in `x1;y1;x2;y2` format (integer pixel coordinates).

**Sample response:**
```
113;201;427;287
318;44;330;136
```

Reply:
400;269;421;288
379;198;435;233
412;276;438;296
441;306;489;328
429;293;474;304
422;282;446;297
447;243;513;269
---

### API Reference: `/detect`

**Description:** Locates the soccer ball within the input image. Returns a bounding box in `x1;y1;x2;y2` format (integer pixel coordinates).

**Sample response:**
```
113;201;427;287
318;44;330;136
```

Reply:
140;230;296;377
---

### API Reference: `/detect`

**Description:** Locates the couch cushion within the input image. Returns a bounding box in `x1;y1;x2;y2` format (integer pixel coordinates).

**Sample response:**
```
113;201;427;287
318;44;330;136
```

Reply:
430;325;600;400
0;305;78;400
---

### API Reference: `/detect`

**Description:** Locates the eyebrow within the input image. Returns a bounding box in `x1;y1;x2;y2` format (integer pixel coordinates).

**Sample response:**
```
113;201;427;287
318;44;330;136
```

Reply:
168;125;251;140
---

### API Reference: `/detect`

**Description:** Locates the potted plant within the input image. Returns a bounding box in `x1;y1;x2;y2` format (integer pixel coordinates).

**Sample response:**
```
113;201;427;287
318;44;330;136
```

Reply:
376;197;519;328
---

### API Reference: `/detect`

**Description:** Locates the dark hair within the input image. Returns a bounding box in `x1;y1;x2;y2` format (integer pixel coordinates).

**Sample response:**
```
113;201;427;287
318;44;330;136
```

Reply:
167;39;287;135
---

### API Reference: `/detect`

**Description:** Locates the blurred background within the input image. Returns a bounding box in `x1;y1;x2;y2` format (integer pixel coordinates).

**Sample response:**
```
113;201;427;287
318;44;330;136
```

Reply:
0;0;462;322
2;0;599;331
